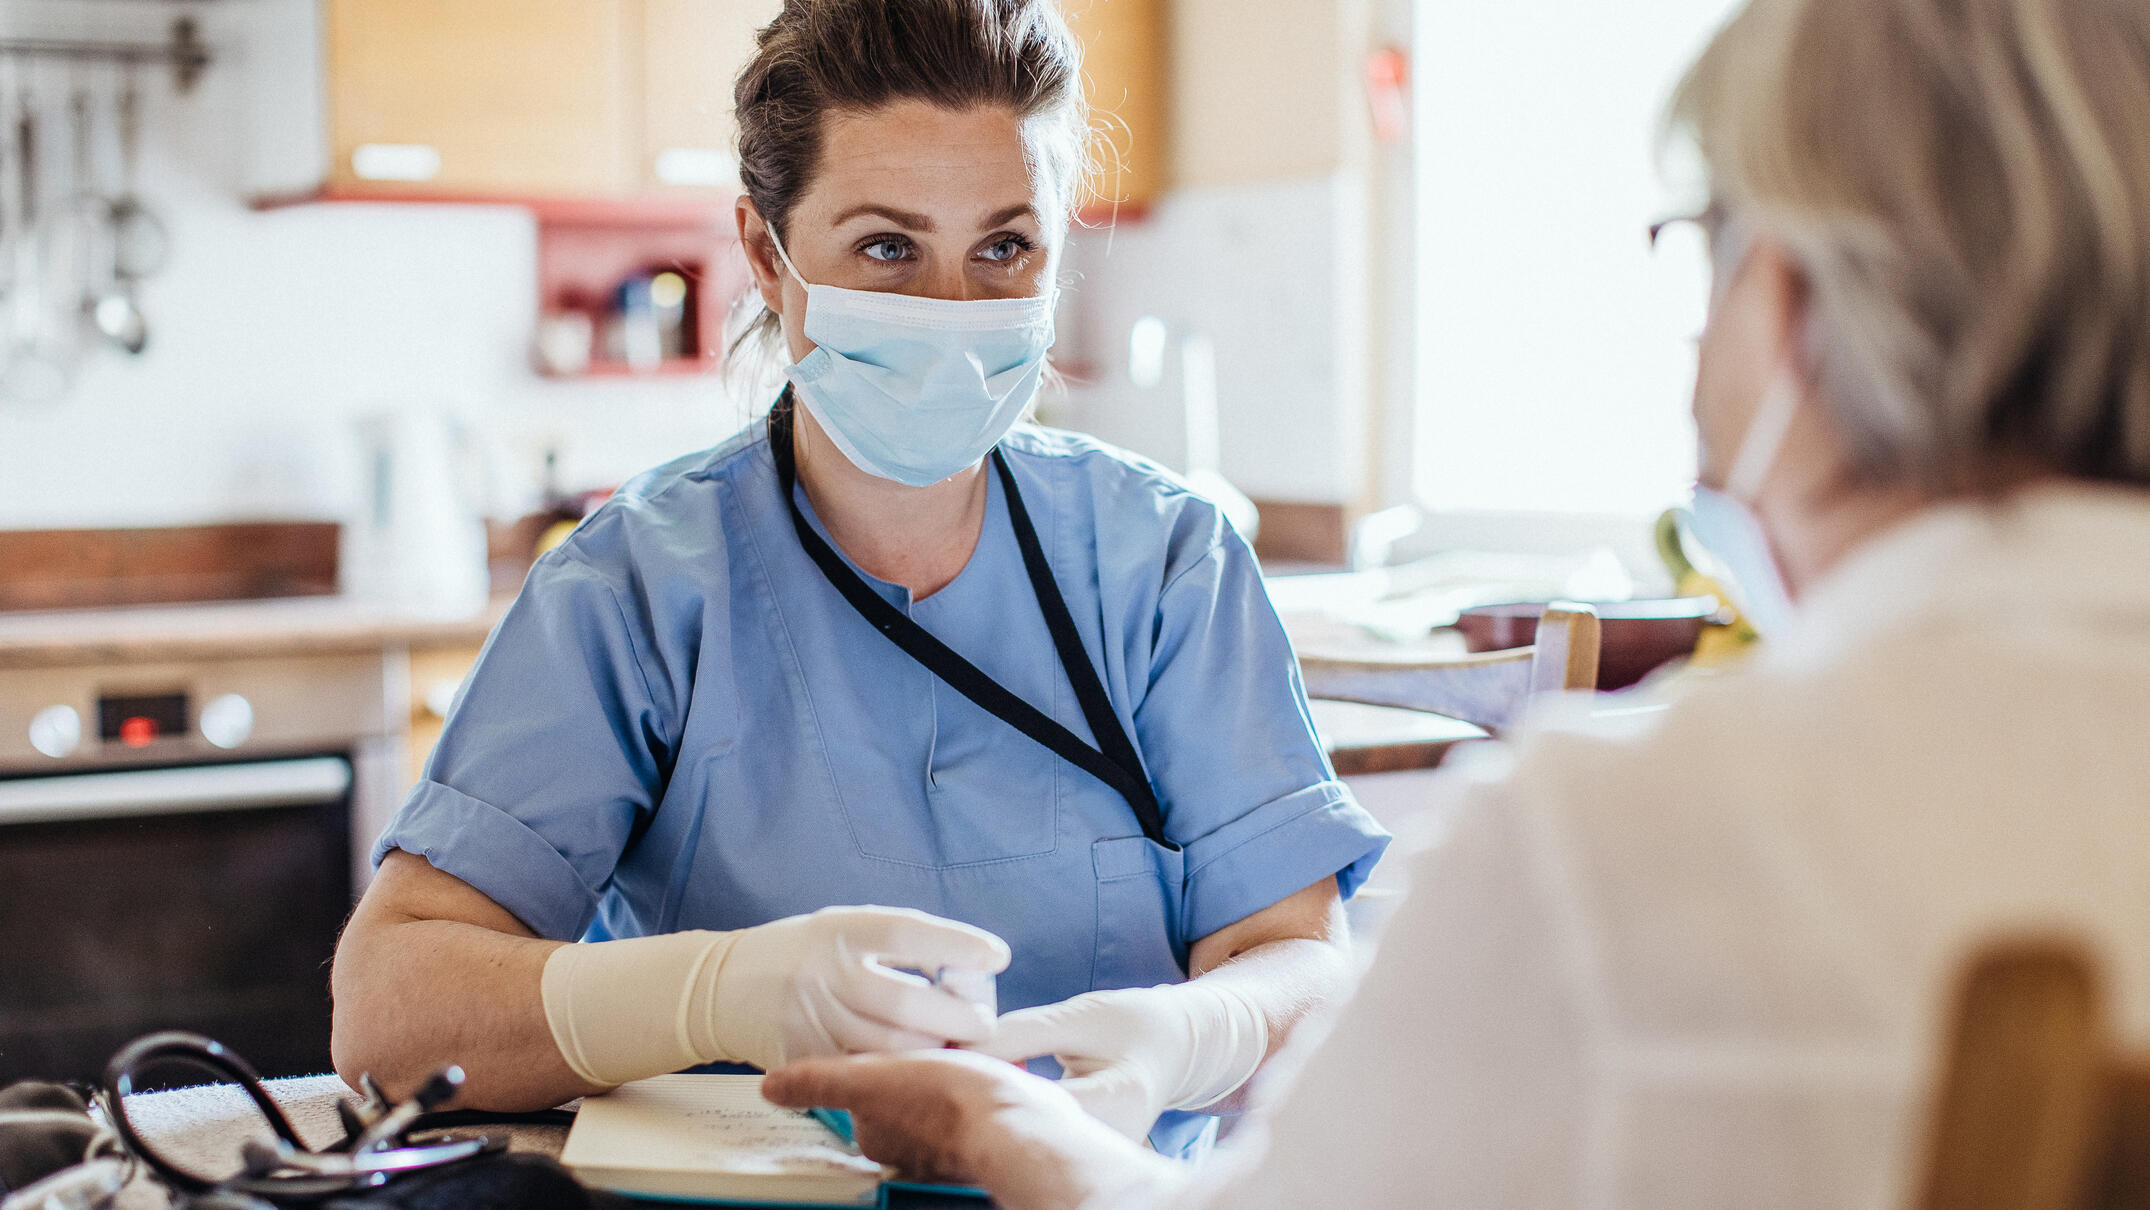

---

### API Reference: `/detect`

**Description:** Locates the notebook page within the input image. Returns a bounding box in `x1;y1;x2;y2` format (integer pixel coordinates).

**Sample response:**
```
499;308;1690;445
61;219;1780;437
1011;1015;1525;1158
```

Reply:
561;1074;885;1204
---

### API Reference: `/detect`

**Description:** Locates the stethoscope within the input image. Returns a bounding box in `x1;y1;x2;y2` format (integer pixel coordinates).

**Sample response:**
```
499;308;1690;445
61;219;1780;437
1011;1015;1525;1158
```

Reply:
70;1032;502;1205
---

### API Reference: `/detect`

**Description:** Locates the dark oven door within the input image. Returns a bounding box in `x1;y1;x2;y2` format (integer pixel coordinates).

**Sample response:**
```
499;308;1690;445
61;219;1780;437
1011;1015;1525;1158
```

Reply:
0;756;352;1086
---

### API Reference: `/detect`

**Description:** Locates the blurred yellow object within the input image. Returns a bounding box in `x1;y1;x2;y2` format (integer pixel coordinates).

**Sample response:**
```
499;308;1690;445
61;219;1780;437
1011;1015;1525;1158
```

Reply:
1655;509;1757;667
535;518;581;559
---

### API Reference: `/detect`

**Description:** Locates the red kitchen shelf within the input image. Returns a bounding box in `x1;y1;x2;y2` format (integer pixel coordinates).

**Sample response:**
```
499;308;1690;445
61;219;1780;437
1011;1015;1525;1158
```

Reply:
253;186;752;380
557;357;720;379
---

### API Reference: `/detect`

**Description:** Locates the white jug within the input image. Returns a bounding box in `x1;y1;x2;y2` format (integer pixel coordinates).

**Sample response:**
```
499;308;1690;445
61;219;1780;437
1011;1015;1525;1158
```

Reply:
340;408;491;619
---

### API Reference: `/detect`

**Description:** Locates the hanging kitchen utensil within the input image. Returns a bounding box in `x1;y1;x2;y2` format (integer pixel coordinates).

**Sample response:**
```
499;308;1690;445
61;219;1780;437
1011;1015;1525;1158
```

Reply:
71;81;143;356
61;83;118;357
4;82;76;403
107;69;168;283
0;73;14;330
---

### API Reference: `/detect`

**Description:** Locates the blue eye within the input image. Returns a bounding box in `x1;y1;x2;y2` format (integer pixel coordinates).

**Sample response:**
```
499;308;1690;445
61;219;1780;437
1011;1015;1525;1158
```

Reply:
861;236;912;262
978;235;1036;263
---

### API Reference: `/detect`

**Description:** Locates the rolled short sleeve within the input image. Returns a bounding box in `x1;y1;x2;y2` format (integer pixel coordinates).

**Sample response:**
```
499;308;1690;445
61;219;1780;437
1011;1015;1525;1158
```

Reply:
1136;528;1391;941
371;548;675;940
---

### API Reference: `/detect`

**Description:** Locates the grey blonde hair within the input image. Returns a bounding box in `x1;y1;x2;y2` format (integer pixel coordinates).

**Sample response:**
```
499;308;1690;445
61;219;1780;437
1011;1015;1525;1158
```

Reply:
1671;0;2150;491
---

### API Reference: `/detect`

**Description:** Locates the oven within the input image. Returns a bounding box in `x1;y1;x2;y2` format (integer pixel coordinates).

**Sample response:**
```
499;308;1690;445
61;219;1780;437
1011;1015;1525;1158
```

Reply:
0;654;396;1086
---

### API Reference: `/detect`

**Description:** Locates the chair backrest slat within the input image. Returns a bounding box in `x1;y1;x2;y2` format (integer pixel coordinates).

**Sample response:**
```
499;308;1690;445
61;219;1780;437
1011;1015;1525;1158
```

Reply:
1527;603;1601;696
1298;602;1600;733
1299;649;1538;732
1912;940;2112;1210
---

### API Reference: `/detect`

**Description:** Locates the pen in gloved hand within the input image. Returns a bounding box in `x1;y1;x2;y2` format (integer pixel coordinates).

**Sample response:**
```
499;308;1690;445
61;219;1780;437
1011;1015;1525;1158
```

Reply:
803;964;996;1148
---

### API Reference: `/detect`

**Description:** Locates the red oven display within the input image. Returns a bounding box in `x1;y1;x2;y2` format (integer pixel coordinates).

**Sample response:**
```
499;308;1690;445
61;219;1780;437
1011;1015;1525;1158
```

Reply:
97;693;189;748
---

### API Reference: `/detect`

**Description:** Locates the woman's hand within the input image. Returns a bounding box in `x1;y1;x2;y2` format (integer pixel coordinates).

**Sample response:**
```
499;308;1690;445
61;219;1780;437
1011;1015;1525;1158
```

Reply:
976;983;1267;1139
762;1050;1177;1210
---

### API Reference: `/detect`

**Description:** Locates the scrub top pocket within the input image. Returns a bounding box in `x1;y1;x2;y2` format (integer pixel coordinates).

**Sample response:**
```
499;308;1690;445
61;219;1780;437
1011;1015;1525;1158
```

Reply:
1091;834;1189;985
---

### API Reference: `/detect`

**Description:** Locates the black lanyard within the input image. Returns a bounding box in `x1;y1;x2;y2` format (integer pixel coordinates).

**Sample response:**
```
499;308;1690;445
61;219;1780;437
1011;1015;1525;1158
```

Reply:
769;399;1175;850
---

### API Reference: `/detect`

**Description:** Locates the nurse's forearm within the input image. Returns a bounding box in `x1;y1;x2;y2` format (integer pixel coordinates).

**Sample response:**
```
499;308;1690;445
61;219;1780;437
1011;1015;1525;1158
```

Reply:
330;855;604;1111
1181;878;1355;1115
340;919;594;1109
1182;933;1354;1114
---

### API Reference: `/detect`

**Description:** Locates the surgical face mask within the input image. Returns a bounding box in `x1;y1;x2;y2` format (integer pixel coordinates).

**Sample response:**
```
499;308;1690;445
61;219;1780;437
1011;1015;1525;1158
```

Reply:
1688;373;1801;637
767;225;1057;487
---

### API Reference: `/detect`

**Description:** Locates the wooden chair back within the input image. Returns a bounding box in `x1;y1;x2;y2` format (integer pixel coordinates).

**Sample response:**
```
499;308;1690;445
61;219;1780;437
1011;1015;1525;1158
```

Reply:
1297;602;1601;734
1912;940;2150;1210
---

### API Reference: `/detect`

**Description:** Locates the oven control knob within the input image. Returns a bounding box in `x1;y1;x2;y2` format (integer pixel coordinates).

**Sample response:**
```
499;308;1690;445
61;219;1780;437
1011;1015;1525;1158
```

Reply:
28;705;81;759
200;694;255;750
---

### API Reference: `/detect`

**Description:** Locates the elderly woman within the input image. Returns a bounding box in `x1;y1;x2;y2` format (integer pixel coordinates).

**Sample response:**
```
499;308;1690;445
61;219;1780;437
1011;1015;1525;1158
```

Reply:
759;0;2150;1204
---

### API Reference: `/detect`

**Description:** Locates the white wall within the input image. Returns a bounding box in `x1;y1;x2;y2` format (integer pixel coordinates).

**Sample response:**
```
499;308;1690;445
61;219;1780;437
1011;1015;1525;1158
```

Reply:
1051;174;1369;504
1411;0;1735;518
1048;0;1378;507
0;0;747;531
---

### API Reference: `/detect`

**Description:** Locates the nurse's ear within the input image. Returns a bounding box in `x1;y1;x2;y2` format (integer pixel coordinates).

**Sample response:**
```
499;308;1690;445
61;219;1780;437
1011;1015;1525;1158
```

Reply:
735;197;792;325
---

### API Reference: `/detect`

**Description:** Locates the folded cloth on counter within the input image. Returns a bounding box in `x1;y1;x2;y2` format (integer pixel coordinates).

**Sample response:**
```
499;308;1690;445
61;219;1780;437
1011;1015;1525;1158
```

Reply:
0;1080;99;1194
1267;547;1642;645
0;1075;628;1209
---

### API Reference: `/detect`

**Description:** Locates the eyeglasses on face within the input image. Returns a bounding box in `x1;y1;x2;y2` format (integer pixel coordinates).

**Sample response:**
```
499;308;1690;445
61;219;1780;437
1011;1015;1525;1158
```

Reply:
1647;198;1730;253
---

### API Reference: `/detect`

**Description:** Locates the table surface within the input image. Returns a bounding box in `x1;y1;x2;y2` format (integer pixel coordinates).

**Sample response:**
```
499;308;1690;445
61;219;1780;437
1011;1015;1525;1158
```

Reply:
1310;698;1487;775
102;1077;1013;1208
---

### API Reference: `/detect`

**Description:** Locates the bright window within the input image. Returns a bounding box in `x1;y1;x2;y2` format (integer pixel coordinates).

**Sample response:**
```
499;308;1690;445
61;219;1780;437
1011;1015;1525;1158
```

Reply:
1412;1;1740;517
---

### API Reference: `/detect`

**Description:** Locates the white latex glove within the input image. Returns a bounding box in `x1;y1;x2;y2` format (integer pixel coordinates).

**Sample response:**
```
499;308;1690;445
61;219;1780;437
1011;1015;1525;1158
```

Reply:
715;905;1011;1071
542;905;1010;1086
976;982;1269;1141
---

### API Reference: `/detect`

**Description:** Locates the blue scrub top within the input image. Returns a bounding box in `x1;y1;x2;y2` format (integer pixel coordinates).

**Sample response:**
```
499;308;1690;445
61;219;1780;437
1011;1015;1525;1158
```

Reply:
374;419;1390;1155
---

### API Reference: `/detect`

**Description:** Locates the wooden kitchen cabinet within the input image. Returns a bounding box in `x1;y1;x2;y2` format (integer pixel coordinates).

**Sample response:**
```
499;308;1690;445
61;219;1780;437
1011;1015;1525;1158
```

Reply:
633;0;777;192
317;0;1158;206
404;641;484;786
326;0;633;195
322;0;775;198
1063;0;1168;211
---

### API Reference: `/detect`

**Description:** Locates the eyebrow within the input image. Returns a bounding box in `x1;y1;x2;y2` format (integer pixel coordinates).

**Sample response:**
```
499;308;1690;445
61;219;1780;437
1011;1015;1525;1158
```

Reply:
826;202;1039;232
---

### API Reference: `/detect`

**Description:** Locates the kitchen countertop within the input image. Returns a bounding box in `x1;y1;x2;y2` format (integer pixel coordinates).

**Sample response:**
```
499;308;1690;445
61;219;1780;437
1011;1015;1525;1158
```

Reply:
0;591;1479;774
0;595;513;670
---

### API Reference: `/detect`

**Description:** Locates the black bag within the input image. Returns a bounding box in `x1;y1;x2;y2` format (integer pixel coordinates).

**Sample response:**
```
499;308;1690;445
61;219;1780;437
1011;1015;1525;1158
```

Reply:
290;1150;629;1210
0;1080;100;1194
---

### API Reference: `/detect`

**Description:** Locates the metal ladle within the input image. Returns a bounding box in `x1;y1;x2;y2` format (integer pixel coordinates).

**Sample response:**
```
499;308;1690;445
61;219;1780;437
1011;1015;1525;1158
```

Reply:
66;87;117;349
90;73;162;356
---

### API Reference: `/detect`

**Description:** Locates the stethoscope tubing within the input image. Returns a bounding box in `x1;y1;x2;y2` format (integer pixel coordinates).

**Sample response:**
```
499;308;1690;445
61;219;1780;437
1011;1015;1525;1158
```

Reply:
94;1031;495;1200
97;1031;308;1194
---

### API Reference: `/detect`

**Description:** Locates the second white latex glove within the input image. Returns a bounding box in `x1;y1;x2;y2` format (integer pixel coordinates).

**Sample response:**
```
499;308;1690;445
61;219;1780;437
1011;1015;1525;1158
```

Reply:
976;982;1269;1141
716;905;1012;1071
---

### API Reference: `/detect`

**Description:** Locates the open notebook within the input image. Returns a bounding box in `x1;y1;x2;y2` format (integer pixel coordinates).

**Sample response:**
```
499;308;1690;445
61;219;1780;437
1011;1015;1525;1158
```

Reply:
559;1074;986;1207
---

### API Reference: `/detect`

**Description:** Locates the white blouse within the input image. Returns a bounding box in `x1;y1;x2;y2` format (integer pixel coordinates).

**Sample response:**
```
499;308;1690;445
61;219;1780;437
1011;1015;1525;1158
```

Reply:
1176;485;2150;1209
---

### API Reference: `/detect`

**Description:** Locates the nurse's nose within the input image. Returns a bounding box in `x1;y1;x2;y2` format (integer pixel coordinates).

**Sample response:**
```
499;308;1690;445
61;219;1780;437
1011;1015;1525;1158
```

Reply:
909;253;974;302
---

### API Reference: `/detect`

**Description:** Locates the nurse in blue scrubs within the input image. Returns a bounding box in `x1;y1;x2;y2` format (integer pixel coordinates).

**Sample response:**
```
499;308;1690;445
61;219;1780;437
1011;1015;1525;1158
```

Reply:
329;0;1388;1158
